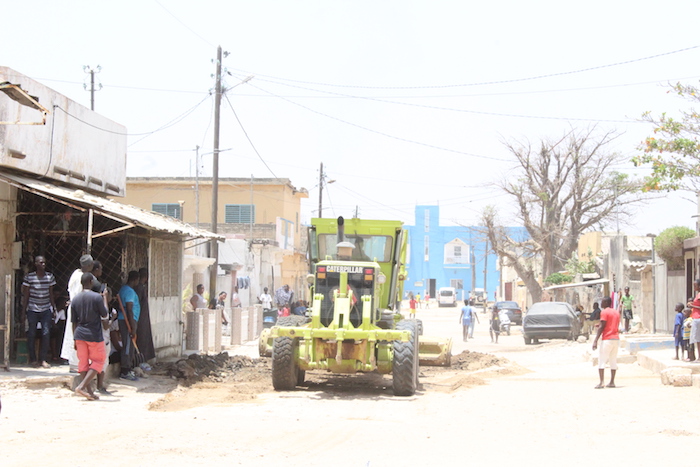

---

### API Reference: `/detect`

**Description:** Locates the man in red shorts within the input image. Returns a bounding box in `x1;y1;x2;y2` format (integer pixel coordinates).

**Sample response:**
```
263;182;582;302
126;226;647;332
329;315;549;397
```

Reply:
71;272;109;400
592;296;620;389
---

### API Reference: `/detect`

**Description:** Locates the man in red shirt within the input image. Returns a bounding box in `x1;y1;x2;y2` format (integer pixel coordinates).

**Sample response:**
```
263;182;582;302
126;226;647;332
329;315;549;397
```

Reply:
592;296;620;389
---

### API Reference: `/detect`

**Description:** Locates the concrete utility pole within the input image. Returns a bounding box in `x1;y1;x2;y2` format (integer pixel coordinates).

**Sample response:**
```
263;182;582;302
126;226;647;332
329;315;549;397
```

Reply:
83;65;102;111
209;46;223;301
318;162;324;218
195;145;200;228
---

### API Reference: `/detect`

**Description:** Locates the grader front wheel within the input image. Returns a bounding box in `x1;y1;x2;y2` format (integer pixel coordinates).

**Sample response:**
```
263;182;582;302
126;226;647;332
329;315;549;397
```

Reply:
272;337;299;390
393;320;419;396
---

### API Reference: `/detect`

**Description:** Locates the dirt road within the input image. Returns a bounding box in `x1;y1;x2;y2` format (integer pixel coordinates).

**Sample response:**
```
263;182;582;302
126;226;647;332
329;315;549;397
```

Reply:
2;305;699;466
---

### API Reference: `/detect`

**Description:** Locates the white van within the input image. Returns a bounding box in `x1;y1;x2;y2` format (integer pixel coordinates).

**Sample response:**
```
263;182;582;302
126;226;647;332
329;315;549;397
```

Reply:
438;287;457;307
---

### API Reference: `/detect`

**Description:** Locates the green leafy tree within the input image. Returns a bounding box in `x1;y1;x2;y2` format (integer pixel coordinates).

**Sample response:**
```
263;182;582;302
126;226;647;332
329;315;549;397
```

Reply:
545;272;572;285
655;226;695;270
566;248;596;275
634;82;700;191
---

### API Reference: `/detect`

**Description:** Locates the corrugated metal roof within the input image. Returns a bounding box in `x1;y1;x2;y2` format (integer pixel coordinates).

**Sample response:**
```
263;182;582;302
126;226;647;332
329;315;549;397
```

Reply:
544;278;609;290
627;236;652;252
0;172;223;241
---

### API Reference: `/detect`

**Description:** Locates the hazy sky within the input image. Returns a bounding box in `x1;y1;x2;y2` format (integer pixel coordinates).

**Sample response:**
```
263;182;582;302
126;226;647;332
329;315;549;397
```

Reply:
3;1;700;235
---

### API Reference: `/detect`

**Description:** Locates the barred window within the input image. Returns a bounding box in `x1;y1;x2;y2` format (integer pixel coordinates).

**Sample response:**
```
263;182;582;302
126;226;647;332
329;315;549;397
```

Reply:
152;203;181;220
225;204;255;224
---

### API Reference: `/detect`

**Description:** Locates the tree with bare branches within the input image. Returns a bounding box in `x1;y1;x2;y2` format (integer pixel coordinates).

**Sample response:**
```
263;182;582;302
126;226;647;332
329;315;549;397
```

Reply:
482;128;643;302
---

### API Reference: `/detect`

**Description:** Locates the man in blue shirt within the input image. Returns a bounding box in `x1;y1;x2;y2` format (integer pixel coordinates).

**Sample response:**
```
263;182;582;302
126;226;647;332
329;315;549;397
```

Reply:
459;300;473;342
118;270;141;381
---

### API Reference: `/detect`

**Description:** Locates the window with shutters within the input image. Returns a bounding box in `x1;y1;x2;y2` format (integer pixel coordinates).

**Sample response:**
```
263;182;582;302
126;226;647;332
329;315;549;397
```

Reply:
225;204;255;224
152;203;181;220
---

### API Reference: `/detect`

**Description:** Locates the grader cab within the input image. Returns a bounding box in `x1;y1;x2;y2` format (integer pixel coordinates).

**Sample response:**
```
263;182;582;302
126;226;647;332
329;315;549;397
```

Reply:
266;216;451;396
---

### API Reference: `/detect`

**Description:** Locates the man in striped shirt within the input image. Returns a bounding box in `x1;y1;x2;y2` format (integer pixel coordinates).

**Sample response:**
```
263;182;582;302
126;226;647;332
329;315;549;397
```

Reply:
21;256;57;368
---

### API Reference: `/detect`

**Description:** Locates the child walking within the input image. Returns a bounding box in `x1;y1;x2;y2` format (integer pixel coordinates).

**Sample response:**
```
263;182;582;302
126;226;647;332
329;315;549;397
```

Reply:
673;303;685;360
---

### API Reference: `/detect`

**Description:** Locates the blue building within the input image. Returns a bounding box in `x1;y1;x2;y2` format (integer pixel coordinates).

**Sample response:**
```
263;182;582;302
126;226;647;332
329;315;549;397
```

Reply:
404;205;523;303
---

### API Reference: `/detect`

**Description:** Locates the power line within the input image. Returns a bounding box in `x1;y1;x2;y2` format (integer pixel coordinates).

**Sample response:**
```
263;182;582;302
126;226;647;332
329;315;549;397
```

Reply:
242;74;641;124
53;94;210;140
247;81;512;162
223;93;278;178
155;0;215;48
128;94;212;147
229;44;700;90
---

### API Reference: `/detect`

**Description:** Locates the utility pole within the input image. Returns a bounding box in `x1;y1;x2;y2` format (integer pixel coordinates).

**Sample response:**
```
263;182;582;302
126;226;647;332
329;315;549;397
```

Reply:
195;145;200;228
209;46;223;301
318;162;324;218
83;65;102;111
483;239;489;304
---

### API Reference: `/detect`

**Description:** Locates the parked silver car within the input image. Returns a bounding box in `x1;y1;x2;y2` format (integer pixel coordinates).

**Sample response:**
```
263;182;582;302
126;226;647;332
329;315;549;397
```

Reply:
523;302;581;345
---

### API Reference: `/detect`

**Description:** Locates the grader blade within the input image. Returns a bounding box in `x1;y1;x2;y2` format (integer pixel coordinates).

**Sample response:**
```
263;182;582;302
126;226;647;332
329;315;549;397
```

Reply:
418;336;453;367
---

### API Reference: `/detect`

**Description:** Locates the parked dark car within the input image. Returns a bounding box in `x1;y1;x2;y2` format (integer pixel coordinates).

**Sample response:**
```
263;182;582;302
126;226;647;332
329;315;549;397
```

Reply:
523;301;581;345
495;300;522;325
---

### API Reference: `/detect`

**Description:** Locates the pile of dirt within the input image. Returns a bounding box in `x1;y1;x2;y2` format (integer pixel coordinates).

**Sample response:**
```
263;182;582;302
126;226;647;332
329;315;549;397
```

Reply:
450;350;508;371
157;353;270;386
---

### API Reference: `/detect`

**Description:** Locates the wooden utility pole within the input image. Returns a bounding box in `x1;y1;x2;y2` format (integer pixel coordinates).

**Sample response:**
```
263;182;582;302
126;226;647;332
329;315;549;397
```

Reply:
209;46;223;301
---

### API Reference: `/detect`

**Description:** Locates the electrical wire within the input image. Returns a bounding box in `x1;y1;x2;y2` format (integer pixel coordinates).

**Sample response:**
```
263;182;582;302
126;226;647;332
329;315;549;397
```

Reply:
228;44;700;90
240;74;641;124
128;94;212;146
223;93;279;178
53;94;211;140
155;0;216;48
247;82;512;162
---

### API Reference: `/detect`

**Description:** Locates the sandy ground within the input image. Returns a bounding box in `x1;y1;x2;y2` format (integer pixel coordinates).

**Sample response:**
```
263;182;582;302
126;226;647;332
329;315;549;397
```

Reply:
2;304;700;467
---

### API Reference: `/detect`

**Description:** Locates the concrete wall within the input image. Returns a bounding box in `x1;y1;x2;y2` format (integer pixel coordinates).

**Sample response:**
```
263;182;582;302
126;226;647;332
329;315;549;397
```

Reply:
0;67;126;196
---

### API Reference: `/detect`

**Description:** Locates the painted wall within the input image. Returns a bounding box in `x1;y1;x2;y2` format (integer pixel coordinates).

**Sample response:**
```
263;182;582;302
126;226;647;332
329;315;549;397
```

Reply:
404;205;525;302
123;177;308;252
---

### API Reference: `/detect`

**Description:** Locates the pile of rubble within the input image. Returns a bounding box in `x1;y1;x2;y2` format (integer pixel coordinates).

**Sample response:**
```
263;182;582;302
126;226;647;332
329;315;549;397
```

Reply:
450;350;507;371
159;353;269;385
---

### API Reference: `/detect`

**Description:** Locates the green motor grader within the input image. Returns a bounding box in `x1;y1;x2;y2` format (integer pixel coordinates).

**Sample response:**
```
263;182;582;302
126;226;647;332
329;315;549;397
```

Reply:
266;216;451;397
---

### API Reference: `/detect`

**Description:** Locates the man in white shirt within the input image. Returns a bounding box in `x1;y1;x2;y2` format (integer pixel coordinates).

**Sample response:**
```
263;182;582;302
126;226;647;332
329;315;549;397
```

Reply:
61;254;94;372
259;287;273;312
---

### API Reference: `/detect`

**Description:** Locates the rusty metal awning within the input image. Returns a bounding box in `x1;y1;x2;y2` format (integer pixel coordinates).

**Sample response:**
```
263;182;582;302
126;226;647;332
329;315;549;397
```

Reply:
543;278;610;291
0;172;224;241
0;82;49;125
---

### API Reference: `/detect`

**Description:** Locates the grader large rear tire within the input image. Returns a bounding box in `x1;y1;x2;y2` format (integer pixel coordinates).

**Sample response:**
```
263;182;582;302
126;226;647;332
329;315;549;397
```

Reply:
393;320;419;396
272;337;299;391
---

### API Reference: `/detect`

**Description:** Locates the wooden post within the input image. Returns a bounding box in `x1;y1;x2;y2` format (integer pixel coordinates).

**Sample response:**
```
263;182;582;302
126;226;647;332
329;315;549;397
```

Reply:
2;274;10;370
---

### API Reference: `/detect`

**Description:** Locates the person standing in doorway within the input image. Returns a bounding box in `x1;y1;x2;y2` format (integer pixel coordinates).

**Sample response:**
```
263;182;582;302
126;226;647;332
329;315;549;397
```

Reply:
62;254;94;372
135;268;155;366
117;271;140;381
619;287;634;333
21;255;57;368
592;296;620;389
